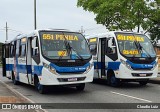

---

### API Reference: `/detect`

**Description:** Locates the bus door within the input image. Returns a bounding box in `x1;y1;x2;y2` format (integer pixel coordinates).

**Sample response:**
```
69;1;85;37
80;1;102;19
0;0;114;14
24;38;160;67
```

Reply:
88;38;99;78
26;37;33;85
2;44;9;77
99;38;107;78
31;37;40;80
18;38;29;83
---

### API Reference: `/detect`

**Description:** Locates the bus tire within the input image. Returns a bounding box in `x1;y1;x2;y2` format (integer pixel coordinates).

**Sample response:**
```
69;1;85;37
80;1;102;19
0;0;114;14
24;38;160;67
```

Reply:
107;71;120;87
76;83;85;91
34;75;47;94
139;80;148;86
12;71;19;85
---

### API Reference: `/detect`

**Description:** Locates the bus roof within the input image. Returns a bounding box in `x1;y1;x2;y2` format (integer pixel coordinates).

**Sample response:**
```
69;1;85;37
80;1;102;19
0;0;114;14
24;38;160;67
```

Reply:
6;29;81;43
85;31;145;39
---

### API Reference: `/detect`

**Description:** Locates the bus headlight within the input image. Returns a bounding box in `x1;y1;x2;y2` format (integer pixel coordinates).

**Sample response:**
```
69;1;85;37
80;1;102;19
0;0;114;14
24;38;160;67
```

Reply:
49;66;58;75
84;62;94;74
151;61;158;70
43;62;49;69
43;62;58;75
120;59;132;70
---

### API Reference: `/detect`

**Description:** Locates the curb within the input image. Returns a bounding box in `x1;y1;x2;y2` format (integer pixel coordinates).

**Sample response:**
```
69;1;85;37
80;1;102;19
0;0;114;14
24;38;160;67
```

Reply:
149;79;160;85
0;80;47;112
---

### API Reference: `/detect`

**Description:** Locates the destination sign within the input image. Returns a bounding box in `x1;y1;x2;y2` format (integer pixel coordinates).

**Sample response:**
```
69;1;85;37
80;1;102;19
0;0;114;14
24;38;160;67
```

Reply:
117;35;144;42
42;34;79;41
89;38;97;43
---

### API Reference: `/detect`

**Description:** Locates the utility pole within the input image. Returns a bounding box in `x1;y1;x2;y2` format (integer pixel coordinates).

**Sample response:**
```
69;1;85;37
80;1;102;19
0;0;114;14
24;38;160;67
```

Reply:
4;22;9;40
34;0;37;30
80;26;85;35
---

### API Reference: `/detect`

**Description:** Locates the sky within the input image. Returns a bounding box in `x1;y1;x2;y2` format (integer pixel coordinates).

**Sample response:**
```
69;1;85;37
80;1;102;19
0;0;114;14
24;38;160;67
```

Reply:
0;0;106;43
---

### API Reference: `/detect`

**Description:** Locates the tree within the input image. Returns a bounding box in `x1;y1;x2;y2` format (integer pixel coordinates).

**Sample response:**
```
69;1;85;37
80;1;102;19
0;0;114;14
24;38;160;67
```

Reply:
150;25;160;40
77;0;160;33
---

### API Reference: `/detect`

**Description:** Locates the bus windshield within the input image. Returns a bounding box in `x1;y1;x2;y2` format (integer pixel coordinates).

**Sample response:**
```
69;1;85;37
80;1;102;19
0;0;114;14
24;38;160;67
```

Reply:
115;33;156;58
39;31;91;60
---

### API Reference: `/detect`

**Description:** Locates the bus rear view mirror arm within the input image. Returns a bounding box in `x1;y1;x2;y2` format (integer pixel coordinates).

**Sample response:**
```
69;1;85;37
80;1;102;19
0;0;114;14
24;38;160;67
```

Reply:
33;47;38;50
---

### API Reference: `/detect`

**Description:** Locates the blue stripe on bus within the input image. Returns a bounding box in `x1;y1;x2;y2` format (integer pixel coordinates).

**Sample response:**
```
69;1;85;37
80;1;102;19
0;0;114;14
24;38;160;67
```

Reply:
126;60;156;69
32;65;43;76
6;62;90;75
108;62;121;70
6;64;32;74
50;63;90;73
94;60;156;70
6;64;14;71
94;62;121;70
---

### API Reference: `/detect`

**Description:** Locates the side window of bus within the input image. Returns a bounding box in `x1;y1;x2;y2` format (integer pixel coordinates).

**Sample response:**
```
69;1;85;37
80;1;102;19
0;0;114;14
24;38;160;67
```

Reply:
20;44;26;57
5;44;9;58
16;40;20;56
106;37;118;61
10;42;15;57
107;38;116;54
89;44;97;55
32;37;39;56
8;44;11;58
32;37;40;64
13;41;16;57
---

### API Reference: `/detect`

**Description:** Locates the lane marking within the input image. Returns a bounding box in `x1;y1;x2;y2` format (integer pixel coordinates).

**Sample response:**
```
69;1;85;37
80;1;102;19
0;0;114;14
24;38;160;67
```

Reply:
111;91;152;103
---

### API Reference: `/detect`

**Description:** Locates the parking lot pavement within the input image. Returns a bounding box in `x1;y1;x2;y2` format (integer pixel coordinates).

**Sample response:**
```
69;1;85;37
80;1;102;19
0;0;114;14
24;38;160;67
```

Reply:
0;80;28;103
0;80;45;112
149;75;160;84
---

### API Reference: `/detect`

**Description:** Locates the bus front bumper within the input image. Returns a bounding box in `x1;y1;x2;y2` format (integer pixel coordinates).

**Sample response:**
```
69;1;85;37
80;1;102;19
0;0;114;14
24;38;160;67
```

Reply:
115;64;158;79
38;67;94;85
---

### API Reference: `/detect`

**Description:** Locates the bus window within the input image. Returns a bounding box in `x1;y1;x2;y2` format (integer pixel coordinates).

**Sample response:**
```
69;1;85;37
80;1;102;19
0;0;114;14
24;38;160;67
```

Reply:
32;37;39;56
107;37;116;54
32;37;40;64
10;42;15;57
16;40;20;57
5;44;9;58
89;44;97;55
20;44;26;57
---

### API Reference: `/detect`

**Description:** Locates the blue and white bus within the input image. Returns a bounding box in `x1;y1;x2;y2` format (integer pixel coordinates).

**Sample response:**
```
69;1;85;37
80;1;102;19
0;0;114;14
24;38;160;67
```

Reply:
2;29;94;93
86;31;158;86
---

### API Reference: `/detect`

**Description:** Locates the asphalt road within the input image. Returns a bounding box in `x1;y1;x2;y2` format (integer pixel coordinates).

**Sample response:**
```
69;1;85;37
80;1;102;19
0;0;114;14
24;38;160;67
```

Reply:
1;70;160;112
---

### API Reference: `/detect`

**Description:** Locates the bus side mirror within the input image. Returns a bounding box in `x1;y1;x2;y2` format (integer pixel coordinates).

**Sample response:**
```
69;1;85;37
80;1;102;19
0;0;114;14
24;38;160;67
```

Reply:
157;40;160;46
90;47;95;52
31;37;37;48
33;47;38;50
107;38;116;54
108;38;116;48
34;47;39;55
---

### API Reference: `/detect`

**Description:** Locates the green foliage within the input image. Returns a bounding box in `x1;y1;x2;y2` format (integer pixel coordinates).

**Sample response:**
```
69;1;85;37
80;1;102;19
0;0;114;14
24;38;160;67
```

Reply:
77;0;160;35
150;26;160;40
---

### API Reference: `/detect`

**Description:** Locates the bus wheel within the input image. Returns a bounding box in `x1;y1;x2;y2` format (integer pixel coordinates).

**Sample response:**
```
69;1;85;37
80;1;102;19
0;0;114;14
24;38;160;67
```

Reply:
108;72;120;87
76;83;85;91
12;72;19;85
139;80;148;86
34;76;46;94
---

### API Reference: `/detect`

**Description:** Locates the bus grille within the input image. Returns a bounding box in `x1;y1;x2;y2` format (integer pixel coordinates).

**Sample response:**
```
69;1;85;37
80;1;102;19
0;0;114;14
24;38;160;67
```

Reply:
55;62;87;67
132;73;152;77
129;59;155;64
131;68;152;70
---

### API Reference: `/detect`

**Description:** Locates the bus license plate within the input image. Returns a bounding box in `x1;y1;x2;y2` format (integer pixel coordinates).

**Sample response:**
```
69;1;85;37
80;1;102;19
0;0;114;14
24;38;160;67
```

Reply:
139;74;146;77
68;78;77;82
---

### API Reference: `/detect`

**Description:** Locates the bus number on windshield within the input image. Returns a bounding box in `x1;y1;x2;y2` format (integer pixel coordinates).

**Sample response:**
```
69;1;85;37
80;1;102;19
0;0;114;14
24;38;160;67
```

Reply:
123;50;139;55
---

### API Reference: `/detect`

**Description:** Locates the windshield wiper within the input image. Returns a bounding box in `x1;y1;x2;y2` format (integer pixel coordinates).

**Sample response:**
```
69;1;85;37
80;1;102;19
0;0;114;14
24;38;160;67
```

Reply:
138;43;152;59
63;42;84;61
58;33;84;61
132;35;152;59
66;42;84;61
